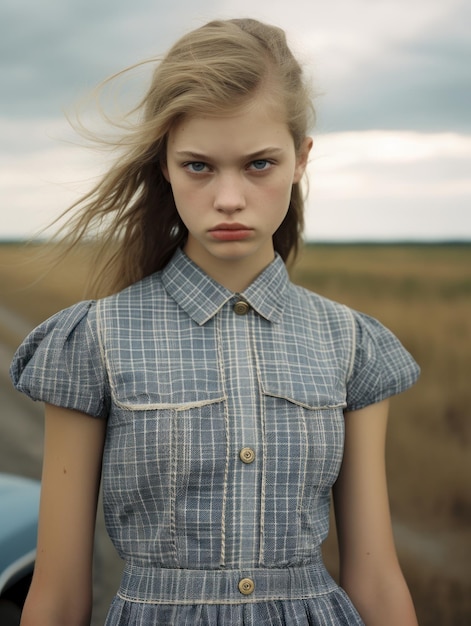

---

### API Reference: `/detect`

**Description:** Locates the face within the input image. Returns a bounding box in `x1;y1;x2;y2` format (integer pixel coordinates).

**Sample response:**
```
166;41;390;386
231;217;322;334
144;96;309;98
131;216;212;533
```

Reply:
163;93;312;288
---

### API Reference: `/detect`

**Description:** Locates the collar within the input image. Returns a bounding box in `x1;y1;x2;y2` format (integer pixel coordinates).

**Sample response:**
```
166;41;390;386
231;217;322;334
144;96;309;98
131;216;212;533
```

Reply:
161;248;290;325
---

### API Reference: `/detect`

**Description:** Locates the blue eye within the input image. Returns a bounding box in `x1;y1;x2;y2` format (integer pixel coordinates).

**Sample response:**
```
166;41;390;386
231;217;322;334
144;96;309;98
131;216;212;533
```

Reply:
186;162;207;173
250;160;270;171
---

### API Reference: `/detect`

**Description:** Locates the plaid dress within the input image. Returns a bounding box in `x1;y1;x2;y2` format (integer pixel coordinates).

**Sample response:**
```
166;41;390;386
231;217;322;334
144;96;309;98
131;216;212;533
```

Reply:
11;249;419;625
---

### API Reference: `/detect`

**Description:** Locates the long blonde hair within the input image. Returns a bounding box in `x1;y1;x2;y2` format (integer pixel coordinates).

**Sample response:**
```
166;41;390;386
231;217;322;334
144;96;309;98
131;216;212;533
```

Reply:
55;18;315;295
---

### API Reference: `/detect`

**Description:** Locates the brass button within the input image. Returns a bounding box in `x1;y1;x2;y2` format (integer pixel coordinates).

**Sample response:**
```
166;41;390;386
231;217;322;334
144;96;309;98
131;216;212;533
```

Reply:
238;578;255;595
239;447;255;464
233;300;250;315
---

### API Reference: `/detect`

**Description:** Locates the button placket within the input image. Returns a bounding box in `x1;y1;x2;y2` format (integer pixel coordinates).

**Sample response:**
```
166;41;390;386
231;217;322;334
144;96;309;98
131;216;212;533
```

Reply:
221;295;261;565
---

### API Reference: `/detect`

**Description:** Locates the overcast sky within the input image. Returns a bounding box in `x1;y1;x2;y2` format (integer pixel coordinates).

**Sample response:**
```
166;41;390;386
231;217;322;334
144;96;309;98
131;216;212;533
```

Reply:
1;0;470;241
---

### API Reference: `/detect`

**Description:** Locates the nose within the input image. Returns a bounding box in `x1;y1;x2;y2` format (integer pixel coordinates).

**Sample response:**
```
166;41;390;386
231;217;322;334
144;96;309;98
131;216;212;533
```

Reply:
213;172;246;213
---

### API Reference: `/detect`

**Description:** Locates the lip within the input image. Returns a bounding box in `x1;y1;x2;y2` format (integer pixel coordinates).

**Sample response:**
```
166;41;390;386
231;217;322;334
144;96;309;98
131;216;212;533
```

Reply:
209;223;253;241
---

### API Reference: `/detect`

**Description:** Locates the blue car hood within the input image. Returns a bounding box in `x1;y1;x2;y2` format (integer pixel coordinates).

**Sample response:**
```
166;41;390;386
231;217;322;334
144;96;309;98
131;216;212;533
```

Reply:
0;474;40;578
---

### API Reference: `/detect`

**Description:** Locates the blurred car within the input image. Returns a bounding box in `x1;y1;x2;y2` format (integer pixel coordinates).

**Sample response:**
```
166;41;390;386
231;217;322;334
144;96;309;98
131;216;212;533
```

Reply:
0;473;40;625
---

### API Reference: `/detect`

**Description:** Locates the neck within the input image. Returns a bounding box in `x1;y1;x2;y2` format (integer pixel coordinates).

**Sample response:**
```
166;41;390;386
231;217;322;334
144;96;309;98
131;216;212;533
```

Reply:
183;247;275;292
207;262;267;292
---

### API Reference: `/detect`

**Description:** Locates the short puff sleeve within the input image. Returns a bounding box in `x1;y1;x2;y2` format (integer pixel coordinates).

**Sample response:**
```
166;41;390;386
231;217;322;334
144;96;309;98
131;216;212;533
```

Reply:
346;310;420;411
10;301;109;418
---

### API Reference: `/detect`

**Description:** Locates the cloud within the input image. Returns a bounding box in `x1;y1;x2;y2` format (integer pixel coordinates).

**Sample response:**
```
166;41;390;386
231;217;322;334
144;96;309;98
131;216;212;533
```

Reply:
0;0;210;116
0;117;106;239
1;118;470;242
304;131;471;240
306;0;471;132
1;0;469;132
1;0;470;241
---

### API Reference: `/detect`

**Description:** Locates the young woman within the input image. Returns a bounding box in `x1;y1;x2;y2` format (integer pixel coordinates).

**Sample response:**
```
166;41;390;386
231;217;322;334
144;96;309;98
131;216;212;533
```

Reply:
11;18;419;626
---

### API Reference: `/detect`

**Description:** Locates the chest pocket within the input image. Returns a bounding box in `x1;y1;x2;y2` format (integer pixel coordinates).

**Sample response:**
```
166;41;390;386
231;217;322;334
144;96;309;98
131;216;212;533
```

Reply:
258;373;346;490
255;330;349;500
101;317;227;567
257;362;347;564
104;309;224;409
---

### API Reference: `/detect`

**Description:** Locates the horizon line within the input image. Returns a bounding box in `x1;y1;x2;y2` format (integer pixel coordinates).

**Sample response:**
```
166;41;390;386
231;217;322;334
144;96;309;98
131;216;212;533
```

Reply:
0;238;470;247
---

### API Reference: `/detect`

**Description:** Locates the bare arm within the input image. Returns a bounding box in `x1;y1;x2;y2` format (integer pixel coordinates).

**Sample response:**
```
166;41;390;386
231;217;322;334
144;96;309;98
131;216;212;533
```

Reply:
20;403;106;626
333;399;418;626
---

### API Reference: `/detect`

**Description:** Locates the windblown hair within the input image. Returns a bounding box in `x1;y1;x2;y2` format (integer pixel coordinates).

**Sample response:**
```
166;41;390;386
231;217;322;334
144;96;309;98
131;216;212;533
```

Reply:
55;18;315;295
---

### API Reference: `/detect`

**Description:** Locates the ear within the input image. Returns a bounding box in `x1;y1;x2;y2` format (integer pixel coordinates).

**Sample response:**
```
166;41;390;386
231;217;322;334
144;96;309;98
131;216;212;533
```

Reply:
293;136;313;184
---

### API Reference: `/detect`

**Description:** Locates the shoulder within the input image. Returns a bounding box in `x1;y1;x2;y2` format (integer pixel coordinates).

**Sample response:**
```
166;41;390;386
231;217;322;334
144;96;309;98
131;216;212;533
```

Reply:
273;283;358;389
97;271;165;312
286;282;356;334
11;300;98;362
10;300;109;416
92;272;170;344
284;283;420;409
286;282;414;353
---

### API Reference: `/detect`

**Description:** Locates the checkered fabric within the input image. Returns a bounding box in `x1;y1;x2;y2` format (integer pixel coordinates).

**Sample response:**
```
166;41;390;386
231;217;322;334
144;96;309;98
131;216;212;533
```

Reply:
11;249;419;625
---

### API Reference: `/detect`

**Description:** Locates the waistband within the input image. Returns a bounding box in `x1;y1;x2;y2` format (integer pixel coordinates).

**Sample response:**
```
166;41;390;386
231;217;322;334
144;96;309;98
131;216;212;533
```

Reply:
117;559;338;605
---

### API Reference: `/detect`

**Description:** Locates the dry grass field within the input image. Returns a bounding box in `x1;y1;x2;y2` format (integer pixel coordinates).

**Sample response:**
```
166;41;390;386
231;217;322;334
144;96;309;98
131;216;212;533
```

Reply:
1;242;470;625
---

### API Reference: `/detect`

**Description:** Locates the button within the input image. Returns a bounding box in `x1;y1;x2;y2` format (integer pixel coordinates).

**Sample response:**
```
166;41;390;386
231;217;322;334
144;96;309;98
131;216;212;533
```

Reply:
233;300;250;315
238;578;255;595
239;447;255;464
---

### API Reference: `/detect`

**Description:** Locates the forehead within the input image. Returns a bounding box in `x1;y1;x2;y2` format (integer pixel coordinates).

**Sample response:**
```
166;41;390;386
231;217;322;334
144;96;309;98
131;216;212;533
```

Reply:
167;93;293;155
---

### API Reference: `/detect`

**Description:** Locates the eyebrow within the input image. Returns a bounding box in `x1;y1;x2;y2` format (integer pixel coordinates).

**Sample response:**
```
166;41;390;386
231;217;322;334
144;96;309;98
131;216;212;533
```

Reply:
174;147;285;160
